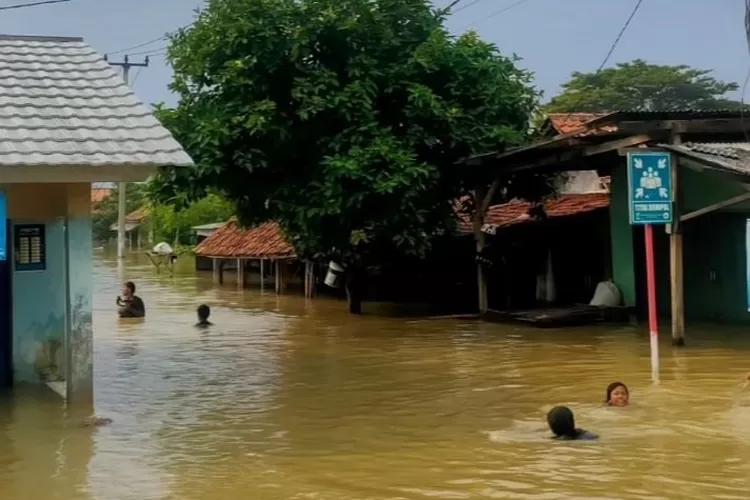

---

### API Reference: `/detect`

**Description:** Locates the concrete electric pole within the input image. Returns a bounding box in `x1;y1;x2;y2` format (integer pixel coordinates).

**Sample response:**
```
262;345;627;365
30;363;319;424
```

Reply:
104;55;149;260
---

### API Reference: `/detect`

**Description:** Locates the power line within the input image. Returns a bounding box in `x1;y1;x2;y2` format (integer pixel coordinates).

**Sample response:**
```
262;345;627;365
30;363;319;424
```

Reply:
107;36;165;57
453;0;487;14
129;46;167;57
0;0;69;10
484;0;534;21
554;0;644;120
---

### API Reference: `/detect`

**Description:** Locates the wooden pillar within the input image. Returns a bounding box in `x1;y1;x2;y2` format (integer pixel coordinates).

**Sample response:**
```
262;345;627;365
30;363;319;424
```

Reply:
137;229;142;250
669;131;685;346
274;260;280;294
212;258;220;284
237;259;244;288
260;259;265;292
304;261;314;298
474;184;488;314
218;260;224;285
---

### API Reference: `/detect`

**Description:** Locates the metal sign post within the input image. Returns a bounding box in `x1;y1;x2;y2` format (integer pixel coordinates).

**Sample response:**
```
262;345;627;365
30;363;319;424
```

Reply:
627;151;673;382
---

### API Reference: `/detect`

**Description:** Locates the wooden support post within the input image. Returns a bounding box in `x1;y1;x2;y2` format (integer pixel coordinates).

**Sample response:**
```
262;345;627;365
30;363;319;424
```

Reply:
474;184;489;314
304;261;314;298
237;259;244;288
275;260;280;294
212;258;220;284
260;259;265;292
669;131;685;346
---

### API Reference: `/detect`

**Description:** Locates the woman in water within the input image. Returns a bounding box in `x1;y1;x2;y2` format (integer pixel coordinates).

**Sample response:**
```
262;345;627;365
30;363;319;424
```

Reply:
546;406;598;440
605;381;629;407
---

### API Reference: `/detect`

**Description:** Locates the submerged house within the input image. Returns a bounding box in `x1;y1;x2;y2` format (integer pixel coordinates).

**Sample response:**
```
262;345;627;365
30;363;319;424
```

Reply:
109;206;150;249
0;35;192;400
464;110;750;338
194;219;314;296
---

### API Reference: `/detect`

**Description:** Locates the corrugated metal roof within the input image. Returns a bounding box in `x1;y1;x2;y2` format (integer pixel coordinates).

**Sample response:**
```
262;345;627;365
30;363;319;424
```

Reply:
192;222;225;231
660;141;750;176
194;219;296;259
0;35;193;167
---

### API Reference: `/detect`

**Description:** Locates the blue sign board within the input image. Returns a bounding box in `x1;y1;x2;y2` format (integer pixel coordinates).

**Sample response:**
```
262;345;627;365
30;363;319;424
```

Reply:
0;191;6;261
627;151;673;225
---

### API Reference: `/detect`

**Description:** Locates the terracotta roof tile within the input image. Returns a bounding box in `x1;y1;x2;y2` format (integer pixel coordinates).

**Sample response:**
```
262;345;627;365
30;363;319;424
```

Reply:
194;219;296;259
545;113;618;136
457;193;610;234
125;206;149;223
91;187;112;203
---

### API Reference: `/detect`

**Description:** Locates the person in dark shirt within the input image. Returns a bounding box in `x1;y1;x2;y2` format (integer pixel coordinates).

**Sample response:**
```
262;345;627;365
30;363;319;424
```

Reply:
195;304;213;328
547;406;598;441
116;281;145;318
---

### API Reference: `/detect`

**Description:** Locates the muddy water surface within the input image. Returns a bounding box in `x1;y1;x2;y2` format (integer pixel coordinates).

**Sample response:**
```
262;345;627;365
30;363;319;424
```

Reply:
2;251;750;499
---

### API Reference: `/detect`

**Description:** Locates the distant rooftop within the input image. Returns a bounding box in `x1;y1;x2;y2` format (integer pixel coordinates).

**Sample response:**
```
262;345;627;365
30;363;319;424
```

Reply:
0;34;193;168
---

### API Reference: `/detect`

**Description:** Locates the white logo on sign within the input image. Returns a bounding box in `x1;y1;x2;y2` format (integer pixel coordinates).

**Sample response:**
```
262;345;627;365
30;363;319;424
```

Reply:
633;157;669;199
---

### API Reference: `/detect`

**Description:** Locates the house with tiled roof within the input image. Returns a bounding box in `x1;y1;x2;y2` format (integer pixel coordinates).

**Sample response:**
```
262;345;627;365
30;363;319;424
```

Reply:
0;34;192;400
194;218;314;297
462;109;750;330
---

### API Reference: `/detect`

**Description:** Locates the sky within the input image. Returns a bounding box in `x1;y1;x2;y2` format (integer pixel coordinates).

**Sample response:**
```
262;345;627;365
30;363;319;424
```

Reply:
1;0;748;107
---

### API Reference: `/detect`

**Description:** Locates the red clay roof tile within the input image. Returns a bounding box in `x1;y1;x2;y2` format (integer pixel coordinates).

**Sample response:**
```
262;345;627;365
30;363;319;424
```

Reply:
457;193;610;234
91;188;112;203
194;219;296;259
546;113;618;136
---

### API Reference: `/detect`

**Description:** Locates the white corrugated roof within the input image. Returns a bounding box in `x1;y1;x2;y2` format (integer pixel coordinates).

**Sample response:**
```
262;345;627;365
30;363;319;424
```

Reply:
0;35;193;167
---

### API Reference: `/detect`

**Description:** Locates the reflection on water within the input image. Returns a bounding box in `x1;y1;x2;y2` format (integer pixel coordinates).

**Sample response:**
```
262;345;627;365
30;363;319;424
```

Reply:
2;250;750;498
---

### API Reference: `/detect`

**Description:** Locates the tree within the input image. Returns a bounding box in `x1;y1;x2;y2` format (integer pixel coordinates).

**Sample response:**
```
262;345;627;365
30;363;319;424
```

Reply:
148;194;235;246
151;0;541;313
92;184;148;244
545;59;741;113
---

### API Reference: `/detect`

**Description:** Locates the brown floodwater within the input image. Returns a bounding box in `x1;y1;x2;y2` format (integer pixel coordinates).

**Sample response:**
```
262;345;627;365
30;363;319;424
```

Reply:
2;251;750;499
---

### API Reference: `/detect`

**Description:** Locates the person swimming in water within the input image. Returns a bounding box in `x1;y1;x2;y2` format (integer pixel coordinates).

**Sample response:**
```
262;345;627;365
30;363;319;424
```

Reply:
546;406;598;440
605;382;629;407
195;304;213;328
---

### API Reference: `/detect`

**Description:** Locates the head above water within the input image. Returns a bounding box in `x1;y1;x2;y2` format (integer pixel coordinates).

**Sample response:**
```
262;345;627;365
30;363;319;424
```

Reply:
547;406;576;438
197;304;211;321
122;281;136;298
606;382;629;407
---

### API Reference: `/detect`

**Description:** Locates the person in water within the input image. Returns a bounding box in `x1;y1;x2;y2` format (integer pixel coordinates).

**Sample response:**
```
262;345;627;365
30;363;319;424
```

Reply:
116;281;145;318
195;304;213;327
605;381;629;407
546;406;598;440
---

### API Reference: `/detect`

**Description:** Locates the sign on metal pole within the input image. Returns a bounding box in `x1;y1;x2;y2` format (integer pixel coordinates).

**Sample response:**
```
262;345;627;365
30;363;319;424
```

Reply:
627;151;673;225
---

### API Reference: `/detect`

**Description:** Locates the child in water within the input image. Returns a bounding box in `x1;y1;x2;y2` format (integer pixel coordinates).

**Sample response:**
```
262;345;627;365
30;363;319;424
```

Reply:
546;406;598;440
195;304;213;328
605;382;629;407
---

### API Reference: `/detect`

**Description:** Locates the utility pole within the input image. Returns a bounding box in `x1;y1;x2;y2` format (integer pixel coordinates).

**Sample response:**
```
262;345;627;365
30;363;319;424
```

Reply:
104;55;149;260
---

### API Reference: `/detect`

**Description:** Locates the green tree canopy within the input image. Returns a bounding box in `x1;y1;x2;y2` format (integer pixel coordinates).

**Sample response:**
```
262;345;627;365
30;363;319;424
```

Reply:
148;194;235;246
151;0;541;264
545;59;741;113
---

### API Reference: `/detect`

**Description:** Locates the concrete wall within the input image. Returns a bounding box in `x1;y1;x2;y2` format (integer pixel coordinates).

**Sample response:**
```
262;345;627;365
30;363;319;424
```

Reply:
3;184;92;398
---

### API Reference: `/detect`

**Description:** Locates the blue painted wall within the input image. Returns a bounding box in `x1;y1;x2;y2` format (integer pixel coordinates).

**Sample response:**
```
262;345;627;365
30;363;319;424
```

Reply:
12;219;66;383
66;215;93;399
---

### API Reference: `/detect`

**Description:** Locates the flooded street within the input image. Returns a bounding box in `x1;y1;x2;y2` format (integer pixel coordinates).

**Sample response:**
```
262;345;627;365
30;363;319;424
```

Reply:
2;252;750;499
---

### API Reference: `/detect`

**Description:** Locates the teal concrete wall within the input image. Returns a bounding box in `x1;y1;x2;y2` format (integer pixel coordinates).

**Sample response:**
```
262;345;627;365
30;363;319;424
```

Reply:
609;166;636;306
66;215;93;400
12;219;66;383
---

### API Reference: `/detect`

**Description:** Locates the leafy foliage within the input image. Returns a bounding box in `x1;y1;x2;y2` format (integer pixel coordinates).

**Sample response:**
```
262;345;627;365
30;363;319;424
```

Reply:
546;59;741;112
148;194;235;246
151;0;539;263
